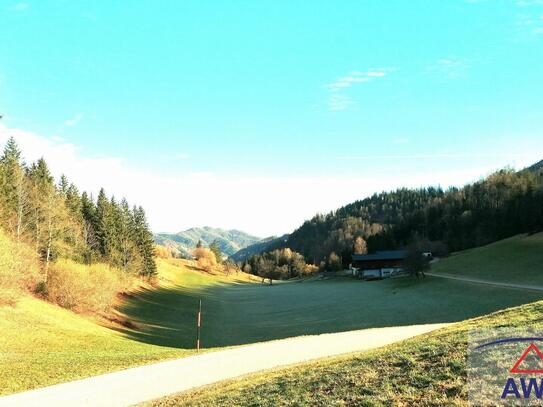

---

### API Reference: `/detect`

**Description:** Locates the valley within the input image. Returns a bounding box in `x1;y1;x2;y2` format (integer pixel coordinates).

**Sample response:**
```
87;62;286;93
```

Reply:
3;233;543;399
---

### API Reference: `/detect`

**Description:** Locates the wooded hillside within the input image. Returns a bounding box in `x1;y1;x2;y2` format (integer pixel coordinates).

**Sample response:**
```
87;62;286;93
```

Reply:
0;137;156;280
281;163;543;268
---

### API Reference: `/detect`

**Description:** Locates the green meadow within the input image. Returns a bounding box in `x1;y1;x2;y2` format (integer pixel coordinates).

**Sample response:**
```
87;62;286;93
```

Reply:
432;233;543;285
3;235;543;395
118;267;543;349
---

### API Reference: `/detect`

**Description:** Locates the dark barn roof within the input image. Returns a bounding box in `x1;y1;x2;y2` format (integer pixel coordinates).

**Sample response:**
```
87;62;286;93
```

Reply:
352;250;408;262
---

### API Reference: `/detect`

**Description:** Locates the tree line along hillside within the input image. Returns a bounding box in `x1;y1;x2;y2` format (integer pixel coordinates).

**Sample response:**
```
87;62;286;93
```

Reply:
0;137;156;295
270;163;543;270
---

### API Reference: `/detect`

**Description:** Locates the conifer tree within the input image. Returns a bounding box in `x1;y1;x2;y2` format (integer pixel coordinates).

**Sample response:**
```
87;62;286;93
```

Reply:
27;159;66;279
132;206;157;277
116;198;139;272
58;175;69;197
0;137;29;240
95;188;113;257
65;184;82;219
209;240;223;263
81;192;98;263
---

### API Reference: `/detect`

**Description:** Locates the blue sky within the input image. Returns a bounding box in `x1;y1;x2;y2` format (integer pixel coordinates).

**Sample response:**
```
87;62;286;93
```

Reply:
0;0;542;235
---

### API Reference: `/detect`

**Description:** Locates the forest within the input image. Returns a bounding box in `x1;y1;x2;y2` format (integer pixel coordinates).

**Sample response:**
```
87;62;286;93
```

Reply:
277;161;543;269
0;137;156;277
0;137;156;308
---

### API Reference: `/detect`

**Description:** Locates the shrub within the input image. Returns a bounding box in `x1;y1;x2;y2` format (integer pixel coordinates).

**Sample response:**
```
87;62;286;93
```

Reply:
305;264;319;275
327;252;343;271
47;259;130;314
0;230;42;305
193;247;217;272
155;245;173;259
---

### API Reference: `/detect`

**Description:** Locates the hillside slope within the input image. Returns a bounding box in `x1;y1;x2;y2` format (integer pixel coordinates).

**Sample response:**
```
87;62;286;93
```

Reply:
147;300;543;406
277;161;543;267
0;257;258;395
527;159;543;173
0;294;192;396
229;234;289;262
432;233;543;285
155;227;261;257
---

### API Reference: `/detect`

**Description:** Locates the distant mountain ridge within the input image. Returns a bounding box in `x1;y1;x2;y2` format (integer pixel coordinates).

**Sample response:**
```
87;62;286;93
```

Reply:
229;234;290;263
155;226;261;258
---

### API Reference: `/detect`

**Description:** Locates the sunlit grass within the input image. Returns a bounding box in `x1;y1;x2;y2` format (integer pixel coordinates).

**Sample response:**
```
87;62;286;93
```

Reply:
0;294;194;395
432;233;543;285
0;259;261;395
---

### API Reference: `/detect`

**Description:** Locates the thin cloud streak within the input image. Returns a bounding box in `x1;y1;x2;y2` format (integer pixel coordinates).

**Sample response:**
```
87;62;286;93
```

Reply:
64;113;84;127
426;57;470;79
325;68;394;111
338;153;537;160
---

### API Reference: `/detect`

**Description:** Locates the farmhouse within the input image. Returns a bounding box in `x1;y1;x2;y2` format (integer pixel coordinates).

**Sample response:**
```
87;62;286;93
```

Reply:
352;250;407;280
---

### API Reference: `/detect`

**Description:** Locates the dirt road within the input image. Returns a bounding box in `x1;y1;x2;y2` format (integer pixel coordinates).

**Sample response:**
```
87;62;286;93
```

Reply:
426;272;543;292
0;323;447;407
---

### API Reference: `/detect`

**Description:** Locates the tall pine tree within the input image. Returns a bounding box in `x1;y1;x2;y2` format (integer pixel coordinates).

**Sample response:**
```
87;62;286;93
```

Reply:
132;206;157;277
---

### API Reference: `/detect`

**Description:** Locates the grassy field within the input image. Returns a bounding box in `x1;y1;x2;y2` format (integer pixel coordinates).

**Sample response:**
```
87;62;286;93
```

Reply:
3;245;543;396
432;232;543;285
0;258;259;395
145;300;543;407
117;255;543;349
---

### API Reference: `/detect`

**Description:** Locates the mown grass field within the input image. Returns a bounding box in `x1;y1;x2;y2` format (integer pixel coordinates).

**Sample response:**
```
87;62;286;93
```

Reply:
432;232;543;285
118;266;543;349
145;300;543;407
3;236;543;396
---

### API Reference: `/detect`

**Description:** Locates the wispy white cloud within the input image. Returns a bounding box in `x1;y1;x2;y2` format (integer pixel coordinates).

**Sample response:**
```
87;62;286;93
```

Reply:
325;68;394;111
517;10;543;33
326;69;390;92
337;153;536;160
64;113;84;127
328;94;353;111
512;0;543;37
516;0;543;6
427;56;470;79
468;0;543;37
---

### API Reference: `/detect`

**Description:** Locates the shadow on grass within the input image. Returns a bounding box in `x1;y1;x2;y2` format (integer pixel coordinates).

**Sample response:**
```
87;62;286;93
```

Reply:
113;276;543;350
113;281;238;349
